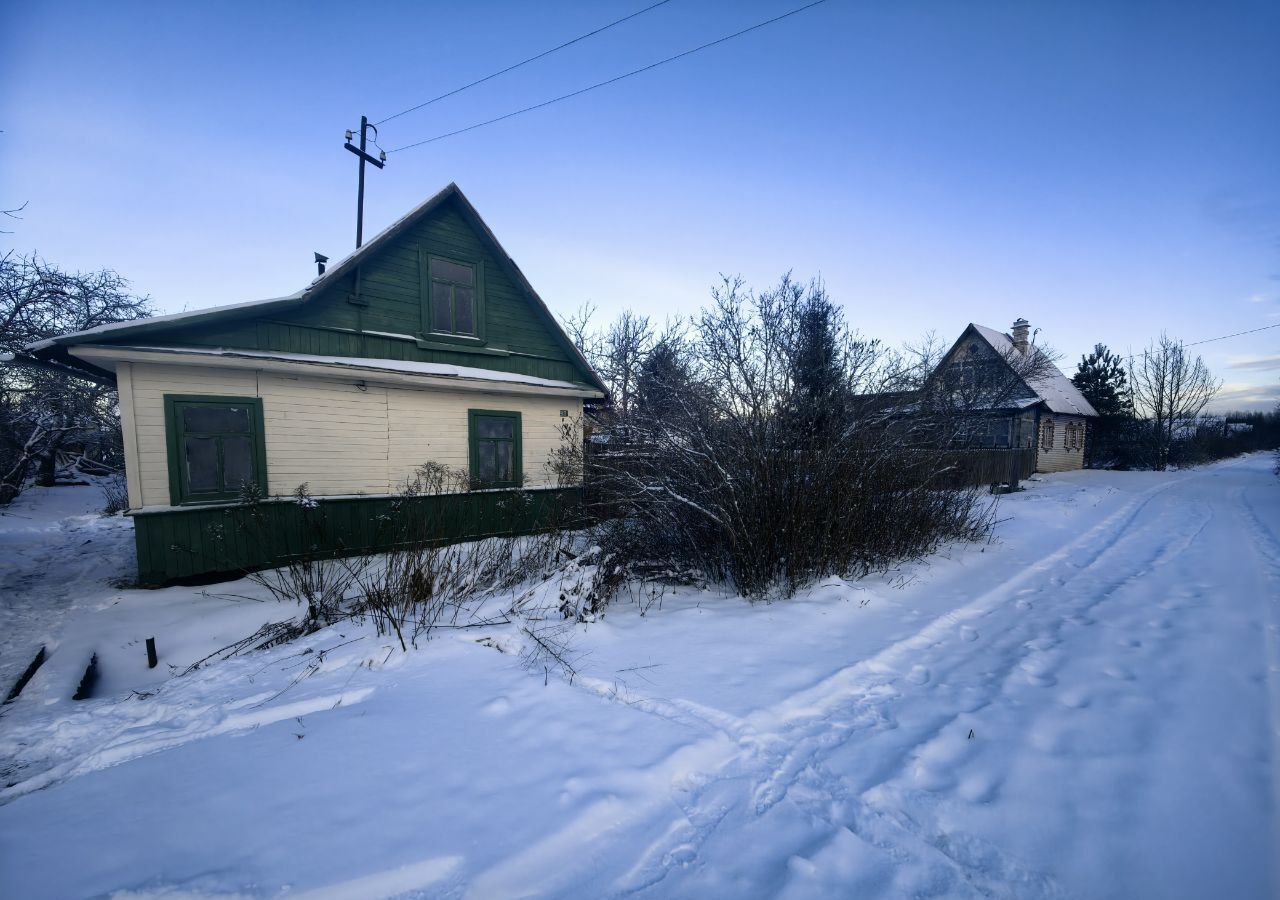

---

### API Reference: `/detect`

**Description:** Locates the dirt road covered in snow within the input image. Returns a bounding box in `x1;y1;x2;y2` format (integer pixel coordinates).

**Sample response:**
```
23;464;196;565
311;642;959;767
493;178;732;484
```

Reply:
1;455;1277;899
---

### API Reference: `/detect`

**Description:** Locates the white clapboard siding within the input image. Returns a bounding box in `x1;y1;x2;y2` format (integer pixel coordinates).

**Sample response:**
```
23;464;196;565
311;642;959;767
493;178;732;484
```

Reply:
1035;413;1088;473
125;361;582;507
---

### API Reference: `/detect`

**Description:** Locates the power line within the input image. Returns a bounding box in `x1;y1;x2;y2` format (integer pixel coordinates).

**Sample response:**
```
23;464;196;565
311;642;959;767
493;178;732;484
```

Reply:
374;0;677;127
387;0;830;154
1185;321;1280;347
1088;321;1280;364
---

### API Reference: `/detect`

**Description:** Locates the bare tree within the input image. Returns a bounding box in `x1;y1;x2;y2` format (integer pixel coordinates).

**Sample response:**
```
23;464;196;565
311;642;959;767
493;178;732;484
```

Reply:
1;201;27;235
585;275;991;600
1;252;151;503
1128;333;1221;470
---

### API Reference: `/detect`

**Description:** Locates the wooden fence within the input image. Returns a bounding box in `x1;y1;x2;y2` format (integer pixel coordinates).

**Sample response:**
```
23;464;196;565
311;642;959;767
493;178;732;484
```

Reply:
929;448;1037;489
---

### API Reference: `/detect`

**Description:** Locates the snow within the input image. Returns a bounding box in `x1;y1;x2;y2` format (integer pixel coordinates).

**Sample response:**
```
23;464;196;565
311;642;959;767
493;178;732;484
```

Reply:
22;295;304;351
1;455;1278;899
970;323;1098;417
99;345;592;392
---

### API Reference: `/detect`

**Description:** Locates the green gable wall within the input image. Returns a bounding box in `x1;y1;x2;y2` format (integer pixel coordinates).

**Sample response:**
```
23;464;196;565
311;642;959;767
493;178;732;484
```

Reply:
94;196;590;386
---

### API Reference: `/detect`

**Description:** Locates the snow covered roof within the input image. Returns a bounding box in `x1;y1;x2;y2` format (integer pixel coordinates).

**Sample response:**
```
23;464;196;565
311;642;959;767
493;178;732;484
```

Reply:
23;294;305;352
969;324;1098;417
23;183;607;395
74;345;598;394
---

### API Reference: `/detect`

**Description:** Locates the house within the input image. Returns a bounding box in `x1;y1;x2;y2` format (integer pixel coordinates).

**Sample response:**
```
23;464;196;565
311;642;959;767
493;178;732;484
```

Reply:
933;318;1098;473
17;184;607;584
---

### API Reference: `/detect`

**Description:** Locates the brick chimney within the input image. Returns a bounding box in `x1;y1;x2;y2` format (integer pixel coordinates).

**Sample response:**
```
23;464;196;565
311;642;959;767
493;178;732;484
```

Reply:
1011;317;1030;353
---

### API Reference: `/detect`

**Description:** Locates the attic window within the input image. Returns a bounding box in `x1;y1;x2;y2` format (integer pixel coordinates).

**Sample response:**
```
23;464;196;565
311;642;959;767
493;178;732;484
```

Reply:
428;256;478;337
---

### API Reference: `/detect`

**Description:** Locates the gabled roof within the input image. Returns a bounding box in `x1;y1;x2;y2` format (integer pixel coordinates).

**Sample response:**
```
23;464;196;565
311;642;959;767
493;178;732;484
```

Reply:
22;183;606;394
964;323;1098;417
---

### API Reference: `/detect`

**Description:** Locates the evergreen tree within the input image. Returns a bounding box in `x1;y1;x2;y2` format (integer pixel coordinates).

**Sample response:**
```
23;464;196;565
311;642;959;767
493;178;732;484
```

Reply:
788;286;850;439
1072;344;1131;417
634;339;692;418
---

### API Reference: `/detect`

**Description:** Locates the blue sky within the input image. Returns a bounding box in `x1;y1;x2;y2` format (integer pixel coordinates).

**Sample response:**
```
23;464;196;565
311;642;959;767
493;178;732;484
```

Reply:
3;0;1278;410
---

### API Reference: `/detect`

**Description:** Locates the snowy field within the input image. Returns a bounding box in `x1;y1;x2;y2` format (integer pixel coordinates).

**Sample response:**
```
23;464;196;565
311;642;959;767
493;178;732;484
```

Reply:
1;455;1278;899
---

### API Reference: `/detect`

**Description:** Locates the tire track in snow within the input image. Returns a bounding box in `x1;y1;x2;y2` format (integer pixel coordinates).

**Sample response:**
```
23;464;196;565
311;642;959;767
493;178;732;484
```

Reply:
1235;483;1280;898
466;478;1204;898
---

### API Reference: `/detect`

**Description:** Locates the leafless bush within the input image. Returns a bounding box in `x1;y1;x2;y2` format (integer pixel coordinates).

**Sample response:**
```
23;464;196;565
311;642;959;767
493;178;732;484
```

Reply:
236;483;367;631
99;474;128;515
1128;334;1221;470
584;275;998;600
344;464;471;650
1;252;151;504
349;462;585;650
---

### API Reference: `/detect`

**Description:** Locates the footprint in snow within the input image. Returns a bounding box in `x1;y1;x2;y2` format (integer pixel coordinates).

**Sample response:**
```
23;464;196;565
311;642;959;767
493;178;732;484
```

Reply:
959;626;979;642
957;771;1002;803
1058;688;1090;709
1102;665;1135;681
905;665;931;685
665;844;698;866
1015;598;1033;610
481;697;512;716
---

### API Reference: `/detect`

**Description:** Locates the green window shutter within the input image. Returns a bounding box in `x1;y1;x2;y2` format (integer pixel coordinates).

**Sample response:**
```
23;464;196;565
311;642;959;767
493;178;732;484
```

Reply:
420;245;486;345
164;395;268;505
468;409;522;488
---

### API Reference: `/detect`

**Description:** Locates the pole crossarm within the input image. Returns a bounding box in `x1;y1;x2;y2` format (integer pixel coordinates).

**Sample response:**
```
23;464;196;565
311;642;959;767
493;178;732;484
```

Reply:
346;115;386;248
344;142;385;168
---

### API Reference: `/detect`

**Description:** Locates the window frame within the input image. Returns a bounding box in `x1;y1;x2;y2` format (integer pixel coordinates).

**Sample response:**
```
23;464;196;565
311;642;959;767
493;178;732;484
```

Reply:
164;395;268;505
419;246;486;345
1039;418;1056;452
1065;421;1085;451
468;408;522;488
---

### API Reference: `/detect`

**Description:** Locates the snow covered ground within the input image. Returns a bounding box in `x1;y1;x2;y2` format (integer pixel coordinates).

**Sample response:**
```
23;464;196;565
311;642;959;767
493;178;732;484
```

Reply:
0;455;1277;899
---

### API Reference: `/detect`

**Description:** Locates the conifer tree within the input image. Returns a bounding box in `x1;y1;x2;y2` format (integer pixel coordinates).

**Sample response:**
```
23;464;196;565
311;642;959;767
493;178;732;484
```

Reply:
1072;344;1131;417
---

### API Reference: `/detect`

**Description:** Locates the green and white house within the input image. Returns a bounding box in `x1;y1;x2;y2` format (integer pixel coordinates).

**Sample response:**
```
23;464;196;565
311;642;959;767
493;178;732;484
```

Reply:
21;184;607;584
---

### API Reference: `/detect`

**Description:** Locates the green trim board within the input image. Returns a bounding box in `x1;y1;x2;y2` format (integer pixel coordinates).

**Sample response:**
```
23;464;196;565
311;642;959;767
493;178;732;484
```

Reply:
131;487;583;585
468;409;523;487
26;184;608;396
163;395;268;505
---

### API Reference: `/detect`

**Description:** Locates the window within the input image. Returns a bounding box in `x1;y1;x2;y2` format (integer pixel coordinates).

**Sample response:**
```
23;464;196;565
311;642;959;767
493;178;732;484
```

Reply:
164;396;267;504
468;409;522;487
1065;421;1086;451
422;251;484;340
1039;418;1055;452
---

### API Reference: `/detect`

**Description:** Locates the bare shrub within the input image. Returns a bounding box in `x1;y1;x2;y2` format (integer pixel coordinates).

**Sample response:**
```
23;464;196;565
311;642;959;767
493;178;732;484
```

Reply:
345;464;471;650
1128;334;1221;470
236;483;367;631
1;252;151;505
585;275;996;601
99;474;128;515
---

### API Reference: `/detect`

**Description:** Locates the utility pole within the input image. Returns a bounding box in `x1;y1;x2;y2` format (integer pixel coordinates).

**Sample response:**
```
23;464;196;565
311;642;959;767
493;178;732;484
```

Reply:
344;116;386;248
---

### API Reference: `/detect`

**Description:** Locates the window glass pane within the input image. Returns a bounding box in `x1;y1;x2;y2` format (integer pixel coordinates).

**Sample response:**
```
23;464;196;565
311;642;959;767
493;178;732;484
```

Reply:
477;442;497;482
184;437;220;492
222;435;254;489
453;286;474;334
430;258;473;285
476;417;513;439
183;405;250;433
495;441;513;482
431;281;453;332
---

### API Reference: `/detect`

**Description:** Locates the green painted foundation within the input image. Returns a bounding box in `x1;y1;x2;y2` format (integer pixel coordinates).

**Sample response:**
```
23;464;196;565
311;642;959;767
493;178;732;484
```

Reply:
132;487;582;585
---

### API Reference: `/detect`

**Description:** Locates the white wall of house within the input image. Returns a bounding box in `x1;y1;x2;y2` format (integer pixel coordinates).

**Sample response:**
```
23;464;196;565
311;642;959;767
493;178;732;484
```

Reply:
117;361;582;509
1035;413;1088;473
